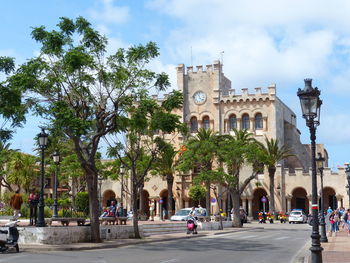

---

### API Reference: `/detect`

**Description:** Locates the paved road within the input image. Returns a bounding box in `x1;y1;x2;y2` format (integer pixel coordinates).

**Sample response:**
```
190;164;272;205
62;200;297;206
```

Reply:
0;223;310;263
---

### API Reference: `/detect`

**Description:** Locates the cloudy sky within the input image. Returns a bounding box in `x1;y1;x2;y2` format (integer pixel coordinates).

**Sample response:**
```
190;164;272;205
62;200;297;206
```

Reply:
1;0;349;169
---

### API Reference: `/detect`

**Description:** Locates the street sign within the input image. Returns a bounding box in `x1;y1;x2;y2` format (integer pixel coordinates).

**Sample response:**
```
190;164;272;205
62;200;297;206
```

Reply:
261;196;267;203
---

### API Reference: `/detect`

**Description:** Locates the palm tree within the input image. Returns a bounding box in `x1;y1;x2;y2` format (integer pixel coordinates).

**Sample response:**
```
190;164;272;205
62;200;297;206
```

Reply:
260;137;293;212
218;129;264;227
178;128;218;215
7;152;37;193
153;139;177;217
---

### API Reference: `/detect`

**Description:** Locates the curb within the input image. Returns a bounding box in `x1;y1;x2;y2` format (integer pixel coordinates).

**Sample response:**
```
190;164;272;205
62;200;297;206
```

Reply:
290;240;310;263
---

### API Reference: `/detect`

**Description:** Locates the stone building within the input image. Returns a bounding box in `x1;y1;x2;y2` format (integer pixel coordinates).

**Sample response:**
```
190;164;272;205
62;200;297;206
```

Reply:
101;61;349;219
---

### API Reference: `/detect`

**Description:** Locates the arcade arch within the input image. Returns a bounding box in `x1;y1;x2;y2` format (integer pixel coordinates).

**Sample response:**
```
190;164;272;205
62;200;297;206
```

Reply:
252;188;269;219
102;190;116;208
323;187;337;210
291;187;308;212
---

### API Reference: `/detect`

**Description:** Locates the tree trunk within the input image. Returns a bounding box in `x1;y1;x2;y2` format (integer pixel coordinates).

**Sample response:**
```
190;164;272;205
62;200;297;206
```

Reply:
231;188;241;228
206;183;211;216
268;166;276;213
85;171;101;243
131;168;141;239
166;174;174;217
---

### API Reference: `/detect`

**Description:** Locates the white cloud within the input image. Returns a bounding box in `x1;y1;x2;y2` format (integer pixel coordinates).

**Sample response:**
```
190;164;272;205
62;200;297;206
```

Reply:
89;0;129;24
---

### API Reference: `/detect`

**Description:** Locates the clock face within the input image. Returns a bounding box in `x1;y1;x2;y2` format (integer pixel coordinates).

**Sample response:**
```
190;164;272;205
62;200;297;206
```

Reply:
193;91;206;104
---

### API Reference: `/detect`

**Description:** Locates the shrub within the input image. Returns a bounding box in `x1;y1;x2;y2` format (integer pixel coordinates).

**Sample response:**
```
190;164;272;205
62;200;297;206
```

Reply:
44;206;53;218
75;192;89;214
20;205;30;218
45;197;54;207
58;198;72;209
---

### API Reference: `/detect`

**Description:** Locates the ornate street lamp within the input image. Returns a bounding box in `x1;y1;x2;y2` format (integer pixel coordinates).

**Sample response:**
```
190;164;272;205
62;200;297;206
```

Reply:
345;163;350;208
52;150;60;218
119;164;125;217
297;78;323;263
36;128;48;227
316;152;328;243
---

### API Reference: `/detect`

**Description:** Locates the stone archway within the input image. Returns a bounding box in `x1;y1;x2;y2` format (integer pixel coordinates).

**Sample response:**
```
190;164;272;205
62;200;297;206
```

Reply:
102;190;116;208
323;187;337;210
252;188;269;219
159;189;175;219
291;187;308;213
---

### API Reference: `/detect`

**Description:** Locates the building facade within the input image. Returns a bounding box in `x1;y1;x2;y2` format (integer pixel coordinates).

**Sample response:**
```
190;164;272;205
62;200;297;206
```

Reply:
101;61;349;219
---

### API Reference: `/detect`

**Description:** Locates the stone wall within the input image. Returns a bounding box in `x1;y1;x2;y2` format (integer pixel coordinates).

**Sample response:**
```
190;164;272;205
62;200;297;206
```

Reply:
14;225;141;245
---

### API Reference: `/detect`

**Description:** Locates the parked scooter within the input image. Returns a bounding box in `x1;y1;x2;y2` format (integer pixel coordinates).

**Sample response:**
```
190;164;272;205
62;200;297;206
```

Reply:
186;216;198;234
0;221;20;253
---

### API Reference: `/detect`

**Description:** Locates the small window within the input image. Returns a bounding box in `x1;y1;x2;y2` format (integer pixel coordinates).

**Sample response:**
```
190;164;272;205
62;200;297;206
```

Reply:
190;117;198;132
229;115;237;131
242;114;250;130
203;116;210;130
255;113;263;130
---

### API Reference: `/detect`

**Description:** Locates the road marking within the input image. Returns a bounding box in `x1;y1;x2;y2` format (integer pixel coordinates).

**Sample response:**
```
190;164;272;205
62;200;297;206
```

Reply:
240;235;258;239
274;236;288;240
160;259;179;263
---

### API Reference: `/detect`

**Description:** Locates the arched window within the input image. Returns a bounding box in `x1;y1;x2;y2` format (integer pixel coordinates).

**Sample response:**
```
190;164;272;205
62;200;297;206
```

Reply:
190;117;198;132
242;114;250;130
255;113;263;130
203;116;210;130
229;114;237;131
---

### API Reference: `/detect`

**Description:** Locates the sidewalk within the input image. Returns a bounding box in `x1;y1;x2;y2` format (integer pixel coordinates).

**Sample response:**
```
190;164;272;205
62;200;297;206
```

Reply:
318;230;350;263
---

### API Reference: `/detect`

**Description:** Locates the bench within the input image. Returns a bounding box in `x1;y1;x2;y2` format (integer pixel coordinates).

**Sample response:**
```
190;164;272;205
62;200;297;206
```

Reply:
99;217;128;225
46;217;86;226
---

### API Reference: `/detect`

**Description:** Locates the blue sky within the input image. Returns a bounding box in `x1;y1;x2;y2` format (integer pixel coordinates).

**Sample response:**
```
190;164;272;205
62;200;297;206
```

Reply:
1;0;350;169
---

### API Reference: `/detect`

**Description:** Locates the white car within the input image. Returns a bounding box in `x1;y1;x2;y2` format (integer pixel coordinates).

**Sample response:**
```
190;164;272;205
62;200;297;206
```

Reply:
288;210;307;223
170;207;207;221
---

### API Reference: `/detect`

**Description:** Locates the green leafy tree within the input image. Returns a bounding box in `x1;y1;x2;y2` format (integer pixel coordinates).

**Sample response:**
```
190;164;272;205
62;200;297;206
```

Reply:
259;137;293;212
177;128;219;216
0;56;27;143
188;185;206;205
107;91;183;238
2;17;170;242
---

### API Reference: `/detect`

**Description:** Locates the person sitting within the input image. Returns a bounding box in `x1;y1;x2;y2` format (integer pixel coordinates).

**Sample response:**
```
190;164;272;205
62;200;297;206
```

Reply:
108;201;117;217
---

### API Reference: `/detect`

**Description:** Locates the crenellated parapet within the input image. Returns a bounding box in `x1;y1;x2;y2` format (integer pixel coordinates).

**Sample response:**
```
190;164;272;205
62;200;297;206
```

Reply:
212;84;276;104
285;166;347;177
176;60;222;75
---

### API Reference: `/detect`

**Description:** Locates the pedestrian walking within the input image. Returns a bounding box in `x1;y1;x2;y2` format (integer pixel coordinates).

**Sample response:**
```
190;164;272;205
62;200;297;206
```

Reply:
149;200;155;221
9;189;23;221
328;211;337;237
343;208;350;236
28;188;39;225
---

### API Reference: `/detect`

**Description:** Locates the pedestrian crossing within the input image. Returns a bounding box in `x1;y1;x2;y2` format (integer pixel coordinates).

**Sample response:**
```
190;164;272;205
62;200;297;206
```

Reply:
203;230;306;242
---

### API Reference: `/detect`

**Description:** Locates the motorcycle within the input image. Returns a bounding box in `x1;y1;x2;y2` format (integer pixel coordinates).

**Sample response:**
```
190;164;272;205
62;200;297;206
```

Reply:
0;221;20;253
278;213;287;223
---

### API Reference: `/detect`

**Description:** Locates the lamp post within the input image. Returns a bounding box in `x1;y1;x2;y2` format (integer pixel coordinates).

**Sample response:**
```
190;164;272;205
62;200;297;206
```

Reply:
345;163;350;208
297;78;323;262
120;164;125;217
316;152;328;243
36;128;48;227
98;175;103;213
52;150;60;218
